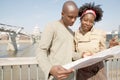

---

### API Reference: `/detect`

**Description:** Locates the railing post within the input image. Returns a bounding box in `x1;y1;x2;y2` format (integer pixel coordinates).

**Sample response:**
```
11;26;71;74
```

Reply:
1;66;4;80
36;64;39;80
11;66;13;80
19;65;22;80
28;65;30;80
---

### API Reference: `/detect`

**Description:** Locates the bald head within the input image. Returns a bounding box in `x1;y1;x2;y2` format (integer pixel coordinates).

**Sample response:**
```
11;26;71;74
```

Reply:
60;1;78;27
62;1;78;13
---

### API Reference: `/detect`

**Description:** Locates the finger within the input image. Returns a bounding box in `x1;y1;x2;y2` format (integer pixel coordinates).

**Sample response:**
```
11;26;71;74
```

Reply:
57;74;70;80
56;66;74;76
57;69;73;76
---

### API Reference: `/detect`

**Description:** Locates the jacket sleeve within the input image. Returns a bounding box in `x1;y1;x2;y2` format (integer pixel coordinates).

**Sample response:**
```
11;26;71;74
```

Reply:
99;31;107;51
36;23;55;80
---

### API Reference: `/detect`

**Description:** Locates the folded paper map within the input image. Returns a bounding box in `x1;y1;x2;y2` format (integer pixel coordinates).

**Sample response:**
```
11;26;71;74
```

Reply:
63;46;120;70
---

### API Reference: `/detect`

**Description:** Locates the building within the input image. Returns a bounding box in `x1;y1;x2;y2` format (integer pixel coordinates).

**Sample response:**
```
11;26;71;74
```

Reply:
32;25;41;41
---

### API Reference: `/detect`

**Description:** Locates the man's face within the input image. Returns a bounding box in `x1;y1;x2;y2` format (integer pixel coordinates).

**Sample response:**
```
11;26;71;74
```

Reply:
62;7;78;27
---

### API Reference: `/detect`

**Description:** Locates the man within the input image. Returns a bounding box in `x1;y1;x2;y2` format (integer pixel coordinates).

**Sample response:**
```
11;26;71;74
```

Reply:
36;1;78;80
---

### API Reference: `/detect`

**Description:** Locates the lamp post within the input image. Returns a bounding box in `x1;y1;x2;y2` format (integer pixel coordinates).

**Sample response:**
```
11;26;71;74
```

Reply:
118;25;120;42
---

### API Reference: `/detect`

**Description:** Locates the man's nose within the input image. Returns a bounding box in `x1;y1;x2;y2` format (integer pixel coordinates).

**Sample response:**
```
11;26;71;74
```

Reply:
71;18;76;22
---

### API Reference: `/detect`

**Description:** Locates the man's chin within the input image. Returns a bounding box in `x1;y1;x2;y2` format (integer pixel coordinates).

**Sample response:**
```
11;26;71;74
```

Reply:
69;24;74;26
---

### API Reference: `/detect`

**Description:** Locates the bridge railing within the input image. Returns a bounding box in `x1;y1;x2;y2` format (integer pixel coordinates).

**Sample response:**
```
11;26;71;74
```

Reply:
0;57;120;80
0;57;39;80
105;57;120;80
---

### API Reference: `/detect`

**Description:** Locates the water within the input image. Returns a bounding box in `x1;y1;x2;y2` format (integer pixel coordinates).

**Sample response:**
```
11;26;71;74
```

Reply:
0;42;38;58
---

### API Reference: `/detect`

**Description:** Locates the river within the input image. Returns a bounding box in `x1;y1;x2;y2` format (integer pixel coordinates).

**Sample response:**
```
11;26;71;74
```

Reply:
0;42;38;58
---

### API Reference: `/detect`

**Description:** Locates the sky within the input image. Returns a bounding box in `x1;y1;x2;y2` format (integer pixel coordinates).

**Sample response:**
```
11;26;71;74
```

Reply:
0;0;120;33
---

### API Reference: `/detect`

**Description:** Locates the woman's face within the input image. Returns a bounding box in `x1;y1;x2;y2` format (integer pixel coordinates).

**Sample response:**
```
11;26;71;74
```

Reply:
80;13;95;33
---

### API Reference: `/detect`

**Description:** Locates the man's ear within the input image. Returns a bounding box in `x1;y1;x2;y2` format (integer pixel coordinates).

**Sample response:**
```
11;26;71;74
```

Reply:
61;11;64;18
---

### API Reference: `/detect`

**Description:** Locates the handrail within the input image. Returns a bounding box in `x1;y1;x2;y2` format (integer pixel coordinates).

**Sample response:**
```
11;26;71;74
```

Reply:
0;57;37;66
106;57;120;60
0;57;120;66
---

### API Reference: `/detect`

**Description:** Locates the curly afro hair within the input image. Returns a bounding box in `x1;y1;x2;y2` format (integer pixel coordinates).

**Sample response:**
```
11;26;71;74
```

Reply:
79;2;103;22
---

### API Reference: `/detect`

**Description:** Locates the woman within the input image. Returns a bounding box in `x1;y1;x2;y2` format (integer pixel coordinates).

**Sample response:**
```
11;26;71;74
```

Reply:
74;2;107;80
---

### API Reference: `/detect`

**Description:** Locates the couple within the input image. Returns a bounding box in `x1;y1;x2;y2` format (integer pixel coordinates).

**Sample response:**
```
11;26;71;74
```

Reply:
36;1;107;80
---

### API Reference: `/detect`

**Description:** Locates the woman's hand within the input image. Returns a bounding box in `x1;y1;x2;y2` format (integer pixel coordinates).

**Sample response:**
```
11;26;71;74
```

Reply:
82;51;93;58
109;36;119;48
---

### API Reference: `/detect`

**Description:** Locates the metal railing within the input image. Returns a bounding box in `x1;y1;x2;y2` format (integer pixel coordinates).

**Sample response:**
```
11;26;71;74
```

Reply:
0;57;120;80
0;57;39;80
105;57;120;80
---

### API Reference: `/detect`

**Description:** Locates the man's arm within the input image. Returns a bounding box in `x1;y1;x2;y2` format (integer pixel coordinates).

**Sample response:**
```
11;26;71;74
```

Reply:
36;23;55;79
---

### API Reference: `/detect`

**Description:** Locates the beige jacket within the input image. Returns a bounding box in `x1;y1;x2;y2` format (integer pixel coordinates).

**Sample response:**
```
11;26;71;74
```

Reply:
74;28;107;80
36;21;75;80
73;28;106;60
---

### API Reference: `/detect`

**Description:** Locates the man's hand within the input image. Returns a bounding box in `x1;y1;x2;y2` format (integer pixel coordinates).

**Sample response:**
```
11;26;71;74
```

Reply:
50;65;74;80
